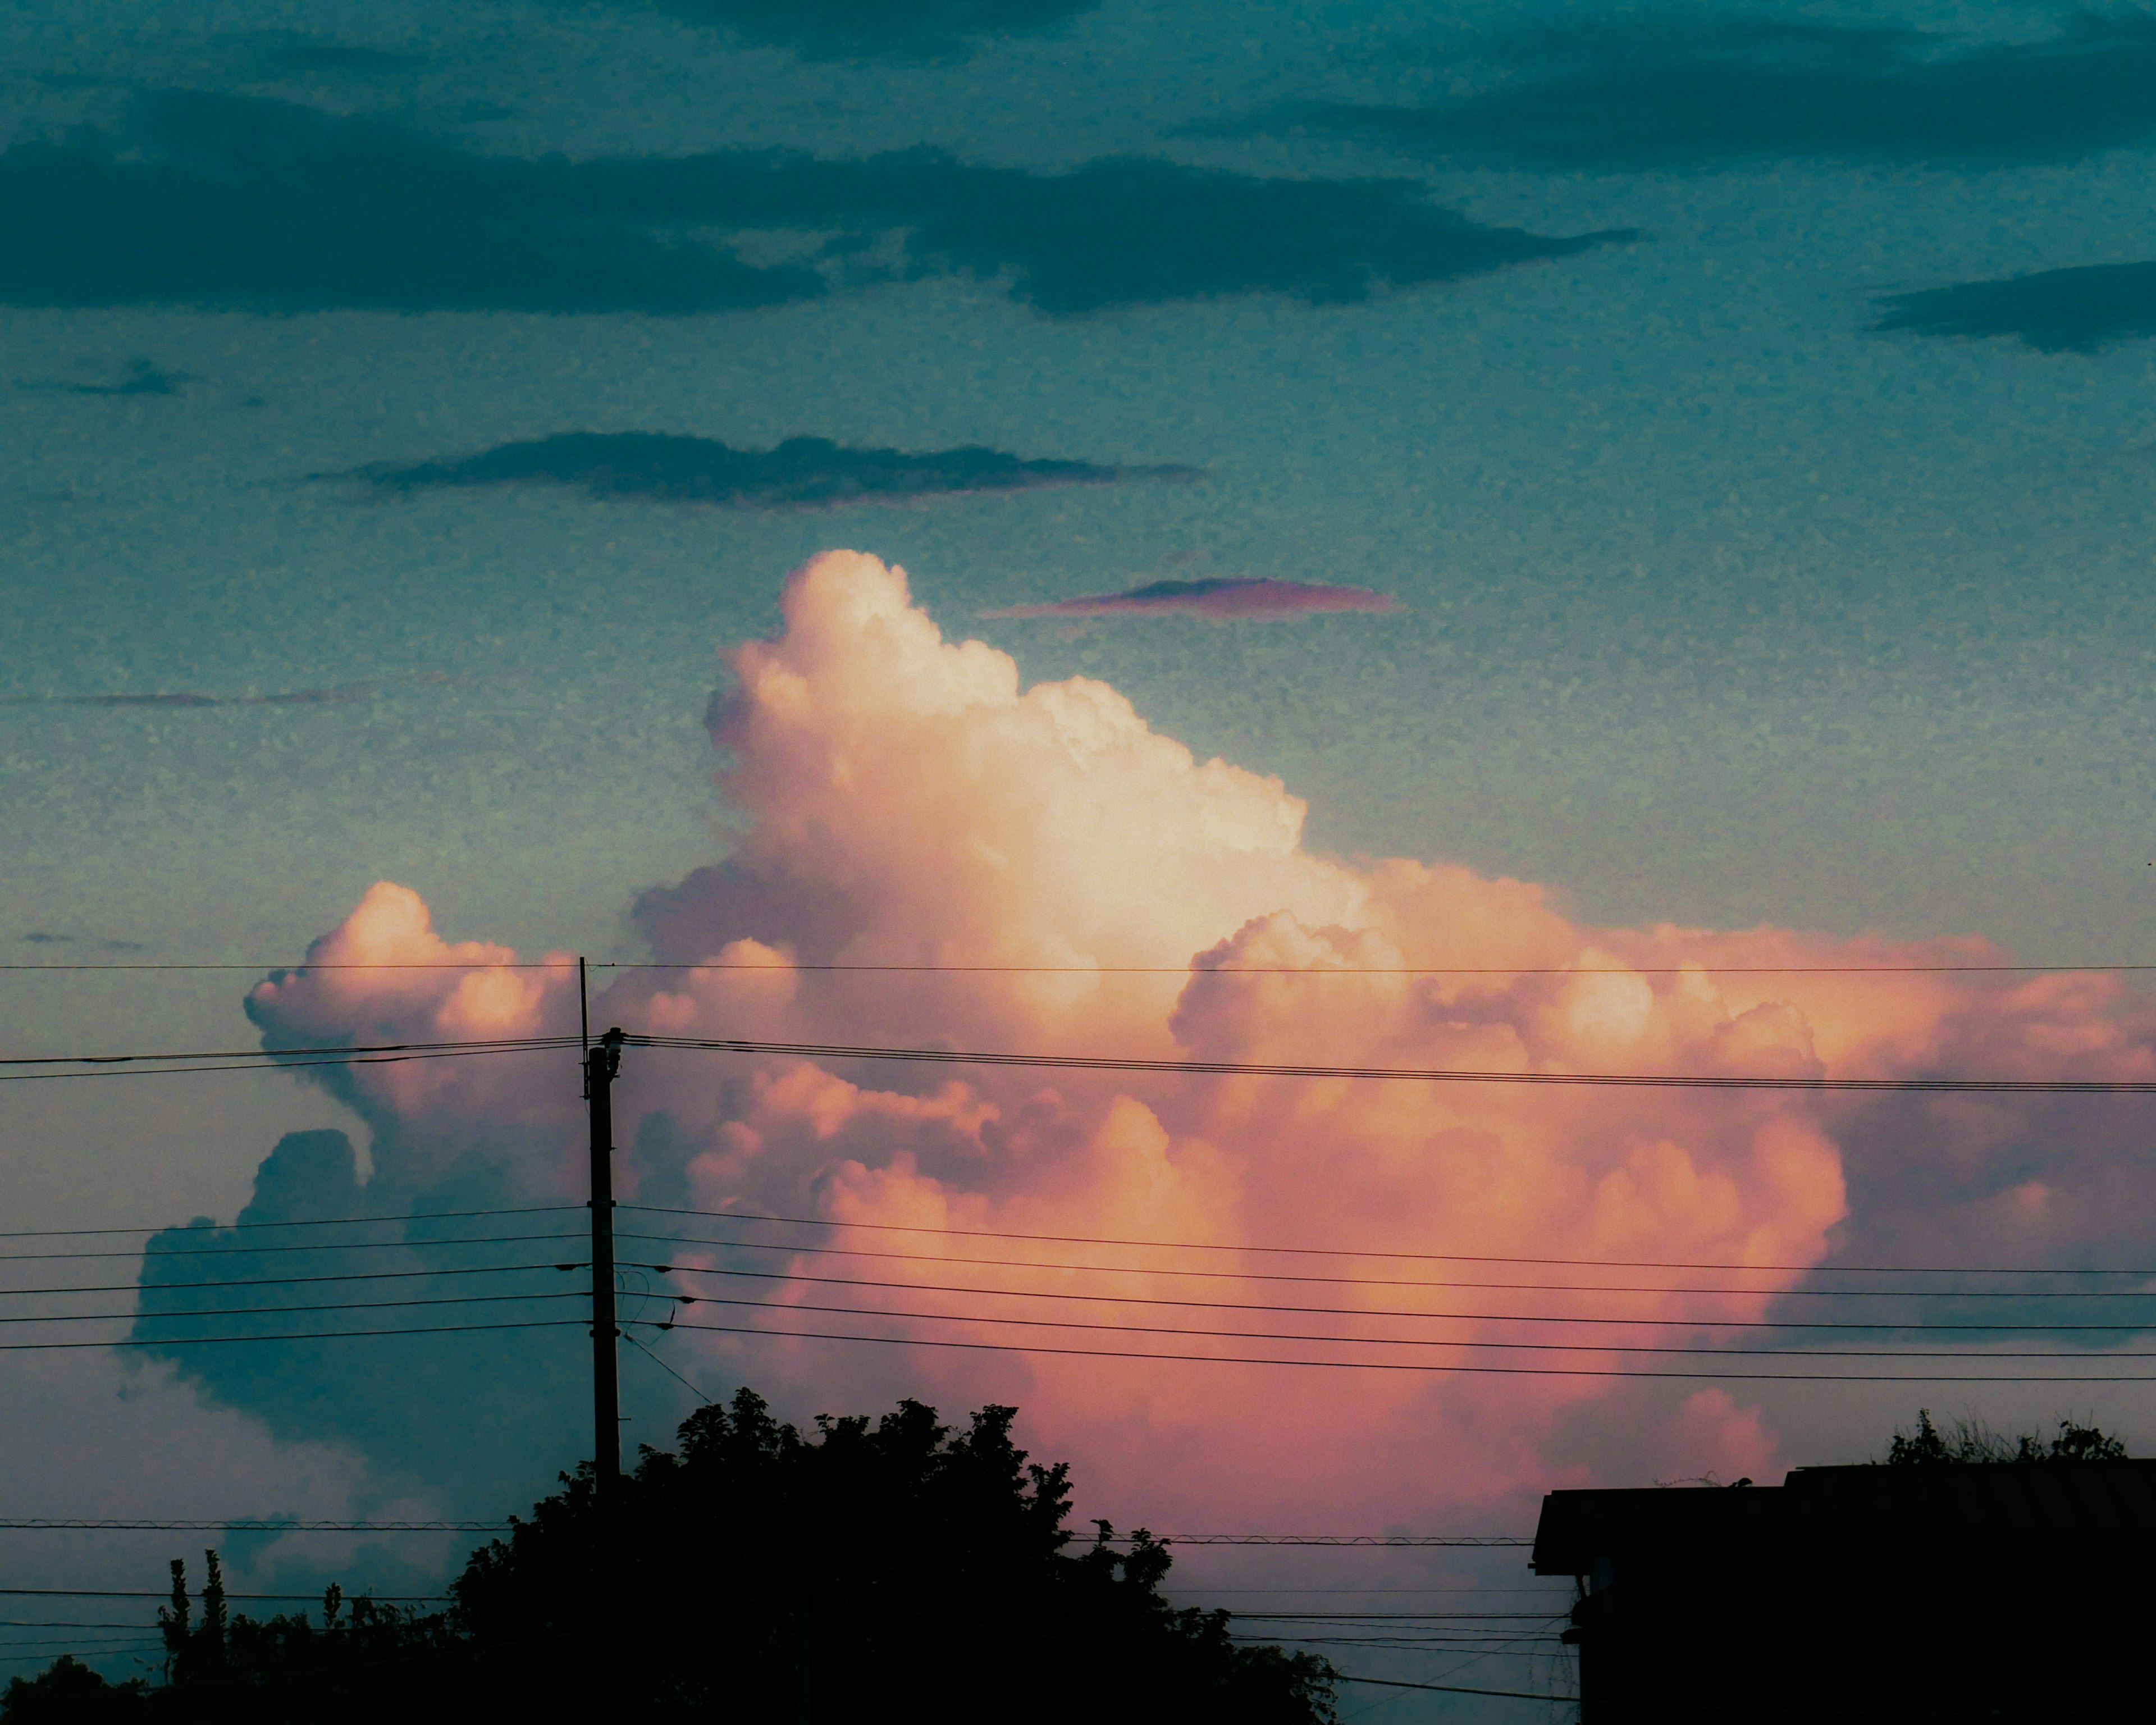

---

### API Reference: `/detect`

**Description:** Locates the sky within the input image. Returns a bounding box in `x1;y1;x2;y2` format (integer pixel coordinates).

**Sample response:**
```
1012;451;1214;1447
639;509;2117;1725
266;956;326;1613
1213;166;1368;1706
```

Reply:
6;1;2156;1714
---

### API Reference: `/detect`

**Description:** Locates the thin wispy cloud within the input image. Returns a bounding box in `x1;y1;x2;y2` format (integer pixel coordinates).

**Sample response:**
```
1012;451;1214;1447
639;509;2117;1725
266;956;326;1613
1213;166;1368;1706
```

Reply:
21;932;145;951
1264;14;2156;173
984;576;1398;620
0;92;1634;317
250;39;428;78
15;359;190;397
1872;262;2156;354
350;432;1198;508
4;681;380;708
639;0;1096;60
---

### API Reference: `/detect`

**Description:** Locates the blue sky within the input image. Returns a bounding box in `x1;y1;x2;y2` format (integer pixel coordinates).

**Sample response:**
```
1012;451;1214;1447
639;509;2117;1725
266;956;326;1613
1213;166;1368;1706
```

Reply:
5;1;2156;1710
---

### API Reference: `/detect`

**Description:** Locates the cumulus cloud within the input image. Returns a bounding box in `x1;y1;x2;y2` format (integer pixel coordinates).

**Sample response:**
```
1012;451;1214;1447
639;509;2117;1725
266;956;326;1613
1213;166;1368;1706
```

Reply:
0;91;1633;316
1871;262;2156;353
983;576;1396;619
354;432;1197;508
1266;14;2156;173
175;551;2156;1534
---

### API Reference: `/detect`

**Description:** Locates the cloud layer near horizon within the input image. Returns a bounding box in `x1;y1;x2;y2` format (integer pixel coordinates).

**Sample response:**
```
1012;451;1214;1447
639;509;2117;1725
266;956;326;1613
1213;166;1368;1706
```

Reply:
983;576;1394;619
181;552;2156;1531
358;433;1195;508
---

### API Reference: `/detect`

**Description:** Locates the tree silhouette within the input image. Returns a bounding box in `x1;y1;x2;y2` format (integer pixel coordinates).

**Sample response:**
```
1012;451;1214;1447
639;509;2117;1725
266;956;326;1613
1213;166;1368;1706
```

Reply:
1;1390;1335;1724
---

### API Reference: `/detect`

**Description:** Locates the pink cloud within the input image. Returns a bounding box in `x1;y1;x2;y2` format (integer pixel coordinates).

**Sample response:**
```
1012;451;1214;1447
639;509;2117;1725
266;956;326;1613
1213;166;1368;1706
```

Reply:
249;551;2156;1536
981;576;1399;620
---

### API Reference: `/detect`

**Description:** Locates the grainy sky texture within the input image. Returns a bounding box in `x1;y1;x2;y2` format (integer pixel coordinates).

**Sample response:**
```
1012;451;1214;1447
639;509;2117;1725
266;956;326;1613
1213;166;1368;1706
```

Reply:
5;3;2156;1714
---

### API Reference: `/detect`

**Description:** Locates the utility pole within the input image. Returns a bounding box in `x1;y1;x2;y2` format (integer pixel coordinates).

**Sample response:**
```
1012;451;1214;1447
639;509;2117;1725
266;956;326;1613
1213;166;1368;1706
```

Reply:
581;957;624;1496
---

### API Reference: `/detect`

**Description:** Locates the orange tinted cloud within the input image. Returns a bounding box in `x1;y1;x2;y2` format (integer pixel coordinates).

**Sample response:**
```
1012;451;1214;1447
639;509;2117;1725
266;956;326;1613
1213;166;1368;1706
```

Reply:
250;551;2156;1528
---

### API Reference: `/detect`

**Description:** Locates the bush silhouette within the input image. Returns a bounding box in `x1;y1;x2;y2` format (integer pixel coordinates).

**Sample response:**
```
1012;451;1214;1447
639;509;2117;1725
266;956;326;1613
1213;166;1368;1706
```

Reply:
3;1390;1333;1724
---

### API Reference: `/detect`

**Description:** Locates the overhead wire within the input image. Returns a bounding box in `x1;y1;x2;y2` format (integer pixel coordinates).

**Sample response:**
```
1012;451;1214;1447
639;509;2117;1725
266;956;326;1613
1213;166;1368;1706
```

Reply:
0;1317;587;1352
637;1313;2156;1381
623;1030;2156;1094
0;1288;588;1328
0;1521;508;1533
0;1207;578;1241
617;1230;2156;1299
11;1026;2156;1092
0;1589;445;1602
8;959;2156;974
0;1036;578;1069
0;1521;1520;1543
0;1049;575;1085
1;1197;2143;1285
625;1288;2156;1361
633;1259;2156;1332
618;1202;2156;1277
0;1230;583;1264
0;1263;587;1299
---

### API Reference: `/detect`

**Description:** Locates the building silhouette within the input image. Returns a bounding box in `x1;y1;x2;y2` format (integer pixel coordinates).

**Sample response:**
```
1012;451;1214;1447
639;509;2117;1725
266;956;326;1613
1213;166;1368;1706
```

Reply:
1532;1462;2156;1722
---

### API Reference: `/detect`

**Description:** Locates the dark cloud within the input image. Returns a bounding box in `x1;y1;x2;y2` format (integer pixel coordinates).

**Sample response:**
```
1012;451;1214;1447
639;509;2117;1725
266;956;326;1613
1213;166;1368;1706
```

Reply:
1273;14;2156;173
1871;262;2156;353
15;359;190;396
20;932;144;950
646;0;1095;60
0;92;819;314
135;1130;592;1512
0;90;1631;317
351;432;1197;508
983;576;1399;619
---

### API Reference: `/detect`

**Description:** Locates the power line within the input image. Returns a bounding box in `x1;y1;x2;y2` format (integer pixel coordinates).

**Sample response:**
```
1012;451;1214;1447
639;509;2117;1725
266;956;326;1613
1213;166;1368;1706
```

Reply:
0;1263;586;1299
0;1520;1519;1543
619;1231;2156;1300
7;1288;586;1327
0;1042;579;1084
0;1231;583;1265
1328;1673;1571;1703
0;1521;507;1533
0;1317;586;1352
619;1326;713;1404
638;1314;2156;1381
620;1202;2156;1277
623;1030;2156;1094
0;1206;578;1242
630;1288;2156;1361
636;1260;2156;1333
1120;1536;1529;1548
15;1026;2156;1094
1231;1613;1565;1622
0;1589;447;1602
8;959;2153;975
0;1036;577;1069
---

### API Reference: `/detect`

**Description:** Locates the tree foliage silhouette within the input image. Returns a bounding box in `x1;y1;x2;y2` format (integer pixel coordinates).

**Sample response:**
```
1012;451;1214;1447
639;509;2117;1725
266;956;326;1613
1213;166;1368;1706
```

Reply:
1;1390;1334;1724
1886;1408;2129;1464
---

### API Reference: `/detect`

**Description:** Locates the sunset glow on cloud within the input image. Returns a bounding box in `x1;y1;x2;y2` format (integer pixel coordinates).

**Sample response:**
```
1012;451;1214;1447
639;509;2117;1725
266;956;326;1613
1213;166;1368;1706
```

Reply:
246;551;2156;1528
